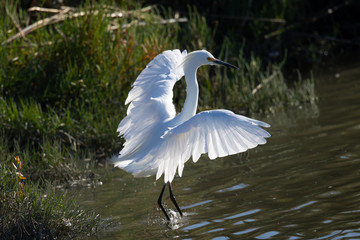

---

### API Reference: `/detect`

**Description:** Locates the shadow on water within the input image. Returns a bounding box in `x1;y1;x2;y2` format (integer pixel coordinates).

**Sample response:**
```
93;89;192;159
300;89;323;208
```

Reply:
75;63;360;239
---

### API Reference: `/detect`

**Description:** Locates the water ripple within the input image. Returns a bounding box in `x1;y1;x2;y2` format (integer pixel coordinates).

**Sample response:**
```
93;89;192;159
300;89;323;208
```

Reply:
224;209;261;220
183;221;211;231
217;183;249;192
232;227;259;235
291;200;317;210
255;231;280;239
181;200;213;210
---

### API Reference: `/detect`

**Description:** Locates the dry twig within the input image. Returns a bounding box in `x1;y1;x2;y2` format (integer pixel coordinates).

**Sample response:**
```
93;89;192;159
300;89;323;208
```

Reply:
252;70;279;95
2;7;72;45
2;5;186;46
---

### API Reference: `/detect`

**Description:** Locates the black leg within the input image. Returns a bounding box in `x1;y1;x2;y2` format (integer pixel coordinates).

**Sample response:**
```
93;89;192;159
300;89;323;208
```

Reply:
168;183;183;217
157;183;170;221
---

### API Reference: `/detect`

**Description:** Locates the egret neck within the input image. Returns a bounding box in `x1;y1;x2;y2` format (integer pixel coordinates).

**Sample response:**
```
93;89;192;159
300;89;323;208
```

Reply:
177;64;199;124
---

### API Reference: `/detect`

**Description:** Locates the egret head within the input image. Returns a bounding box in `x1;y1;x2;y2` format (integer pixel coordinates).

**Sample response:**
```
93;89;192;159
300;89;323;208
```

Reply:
184;50;239;70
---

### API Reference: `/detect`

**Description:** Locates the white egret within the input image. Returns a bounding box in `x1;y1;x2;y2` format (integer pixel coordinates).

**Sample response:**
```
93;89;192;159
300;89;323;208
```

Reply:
113;49;270;221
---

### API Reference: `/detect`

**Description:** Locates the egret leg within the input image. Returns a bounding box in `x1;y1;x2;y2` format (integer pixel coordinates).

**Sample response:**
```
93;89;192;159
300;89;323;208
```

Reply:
157;183;170;221
168;183;183;217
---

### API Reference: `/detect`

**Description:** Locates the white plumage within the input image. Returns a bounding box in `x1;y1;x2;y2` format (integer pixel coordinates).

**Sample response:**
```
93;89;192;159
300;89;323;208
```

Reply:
114;49;270;183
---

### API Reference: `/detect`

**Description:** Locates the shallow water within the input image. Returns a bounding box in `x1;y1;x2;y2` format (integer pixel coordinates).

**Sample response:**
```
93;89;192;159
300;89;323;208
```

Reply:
76;63;360;239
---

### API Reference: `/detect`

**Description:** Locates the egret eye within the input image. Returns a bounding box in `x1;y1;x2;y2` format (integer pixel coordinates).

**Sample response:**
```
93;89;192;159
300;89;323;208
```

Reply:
207;57;215;62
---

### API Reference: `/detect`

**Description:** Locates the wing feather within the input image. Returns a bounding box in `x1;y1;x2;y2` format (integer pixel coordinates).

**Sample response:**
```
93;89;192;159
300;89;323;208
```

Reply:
115;49;187;163
156;109;271;182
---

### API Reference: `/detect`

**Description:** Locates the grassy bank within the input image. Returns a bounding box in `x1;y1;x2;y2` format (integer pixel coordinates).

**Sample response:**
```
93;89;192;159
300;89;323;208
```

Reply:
0;156;100;239
1;1;316;238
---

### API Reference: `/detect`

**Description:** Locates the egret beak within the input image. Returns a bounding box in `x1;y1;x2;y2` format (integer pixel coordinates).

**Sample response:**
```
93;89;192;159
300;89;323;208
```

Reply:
213;59;239;70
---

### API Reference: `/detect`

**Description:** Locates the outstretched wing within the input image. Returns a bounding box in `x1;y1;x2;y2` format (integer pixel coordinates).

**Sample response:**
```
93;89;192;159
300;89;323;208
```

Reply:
156;109;271;183
117;49;187;158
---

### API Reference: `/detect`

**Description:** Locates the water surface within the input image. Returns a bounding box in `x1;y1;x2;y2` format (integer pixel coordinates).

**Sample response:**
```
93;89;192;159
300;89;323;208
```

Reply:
76;63;360;239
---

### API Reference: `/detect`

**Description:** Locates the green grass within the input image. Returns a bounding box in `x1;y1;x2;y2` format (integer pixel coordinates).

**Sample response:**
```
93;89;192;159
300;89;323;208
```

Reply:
0;0;317;237
0;174;100;239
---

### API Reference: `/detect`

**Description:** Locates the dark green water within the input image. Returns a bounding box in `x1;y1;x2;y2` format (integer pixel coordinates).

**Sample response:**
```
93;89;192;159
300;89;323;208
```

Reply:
76;63;360;239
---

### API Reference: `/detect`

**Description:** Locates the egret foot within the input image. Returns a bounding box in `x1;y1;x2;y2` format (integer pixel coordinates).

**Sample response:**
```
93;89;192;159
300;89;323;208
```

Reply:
157;182;183;221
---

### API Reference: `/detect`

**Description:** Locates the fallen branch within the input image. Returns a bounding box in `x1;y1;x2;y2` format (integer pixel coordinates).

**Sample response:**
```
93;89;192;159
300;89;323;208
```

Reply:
2;7;72;45
28;6;71;14
7;10;29;43
113;17;188;31
252;70;279;95
27;5;152;16
2;5;184;46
